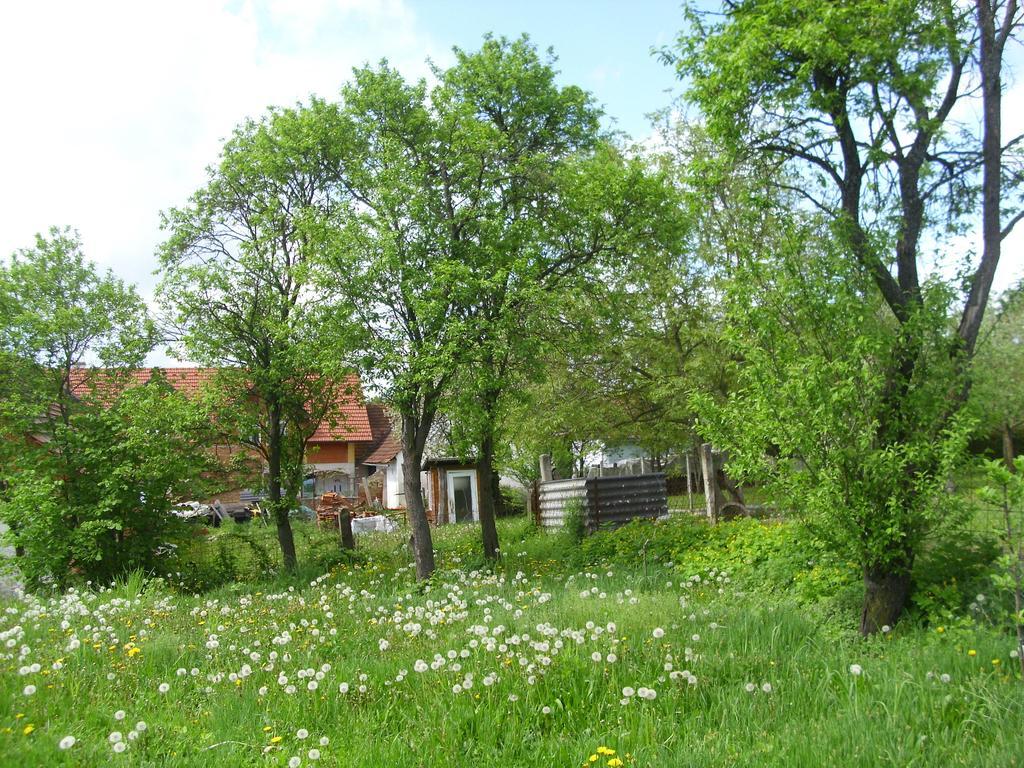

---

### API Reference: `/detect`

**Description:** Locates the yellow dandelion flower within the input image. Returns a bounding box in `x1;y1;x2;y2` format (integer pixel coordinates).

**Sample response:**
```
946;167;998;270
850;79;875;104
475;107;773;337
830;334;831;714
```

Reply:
608;759;624;767
23;724;35;736
270;736;283;744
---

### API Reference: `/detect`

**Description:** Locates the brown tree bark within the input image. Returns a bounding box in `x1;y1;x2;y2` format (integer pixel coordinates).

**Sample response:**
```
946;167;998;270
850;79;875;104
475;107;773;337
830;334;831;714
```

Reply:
268;400;297;572
959;0;1017;356
402;411;435;580
477;430;501;561
860;560;913;636
1004;420;1017;472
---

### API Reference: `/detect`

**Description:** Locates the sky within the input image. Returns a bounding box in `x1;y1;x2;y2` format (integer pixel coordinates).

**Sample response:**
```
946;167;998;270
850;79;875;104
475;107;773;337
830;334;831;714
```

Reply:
0;0;1022;359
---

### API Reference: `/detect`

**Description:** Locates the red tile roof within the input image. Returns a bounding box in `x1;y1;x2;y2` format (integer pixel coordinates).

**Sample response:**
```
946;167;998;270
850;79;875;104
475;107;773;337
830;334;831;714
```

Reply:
68;367;373;442
308;375;372;442
358;403;402;465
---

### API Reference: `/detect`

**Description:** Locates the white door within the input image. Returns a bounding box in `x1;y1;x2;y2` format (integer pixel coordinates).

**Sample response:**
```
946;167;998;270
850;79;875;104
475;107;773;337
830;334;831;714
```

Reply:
446;470;478;523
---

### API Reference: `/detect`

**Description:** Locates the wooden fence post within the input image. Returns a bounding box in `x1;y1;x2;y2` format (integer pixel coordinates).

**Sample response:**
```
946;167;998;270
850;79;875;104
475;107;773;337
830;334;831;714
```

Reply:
339;510;355;550
700;443;719;525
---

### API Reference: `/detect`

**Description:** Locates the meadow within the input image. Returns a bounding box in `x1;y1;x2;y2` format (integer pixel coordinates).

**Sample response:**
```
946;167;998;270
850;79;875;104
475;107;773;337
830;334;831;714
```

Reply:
2;516;1023;767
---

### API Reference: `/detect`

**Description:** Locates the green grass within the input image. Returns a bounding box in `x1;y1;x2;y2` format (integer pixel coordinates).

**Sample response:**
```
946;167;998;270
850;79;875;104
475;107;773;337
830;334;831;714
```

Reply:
2;518;1022;767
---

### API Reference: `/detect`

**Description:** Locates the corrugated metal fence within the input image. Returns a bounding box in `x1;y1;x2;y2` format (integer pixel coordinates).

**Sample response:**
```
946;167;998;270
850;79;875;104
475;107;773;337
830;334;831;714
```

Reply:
539;473;668;533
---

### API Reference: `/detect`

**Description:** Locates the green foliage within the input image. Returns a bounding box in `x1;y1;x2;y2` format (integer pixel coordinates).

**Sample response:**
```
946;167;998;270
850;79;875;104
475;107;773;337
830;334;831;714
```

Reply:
0;375;222;589
0;230;206;588
562;497;587;545
503;122;722;472
160;521;363;594
498;486;526;518
970;281;1024;453
157;101;360;568
692;225;974;583
975;458;1024;644
0;228;153;467
578;515;861;613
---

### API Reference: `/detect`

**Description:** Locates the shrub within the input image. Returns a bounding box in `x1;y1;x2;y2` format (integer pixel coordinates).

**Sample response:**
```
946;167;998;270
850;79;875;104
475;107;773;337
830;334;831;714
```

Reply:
499;486;527;517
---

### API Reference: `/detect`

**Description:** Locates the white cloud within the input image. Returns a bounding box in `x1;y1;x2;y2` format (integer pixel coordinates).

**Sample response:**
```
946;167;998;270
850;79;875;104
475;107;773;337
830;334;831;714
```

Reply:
0;0;443;303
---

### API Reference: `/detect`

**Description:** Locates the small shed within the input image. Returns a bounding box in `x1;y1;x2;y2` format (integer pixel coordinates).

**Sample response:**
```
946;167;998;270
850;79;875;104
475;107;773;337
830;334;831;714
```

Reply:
422;457;481;525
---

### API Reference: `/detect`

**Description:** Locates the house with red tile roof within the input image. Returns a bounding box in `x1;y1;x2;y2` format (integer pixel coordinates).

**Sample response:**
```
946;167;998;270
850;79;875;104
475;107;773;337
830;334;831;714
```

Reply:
359;403;405;509
67;367;388;507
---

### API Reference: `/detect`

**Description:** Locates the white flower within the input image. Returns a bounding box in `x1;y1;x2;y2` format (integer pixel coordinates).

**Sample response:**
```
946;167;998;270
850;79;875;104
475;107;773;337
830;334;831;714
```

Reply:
158;682;170;693
606;653;617;663
113;742;127;753
652;627;665;639
114;710;126;721
744;682;756;693
289;757;301;768
339;682;349;694
22;685;36;696
761;682;773;694
940;673;951;684
849;664;863;676
135;721;147;732
109;731;123;743
414;659;428;673
881;625;891;634
128;730;139;741
259;686;269;696
308;748;321;760
59;736;76;750
622;686;635;697
319;736;329;746
591;651;602;662
296;728;309;740
541;706;552;714
378;638;389;651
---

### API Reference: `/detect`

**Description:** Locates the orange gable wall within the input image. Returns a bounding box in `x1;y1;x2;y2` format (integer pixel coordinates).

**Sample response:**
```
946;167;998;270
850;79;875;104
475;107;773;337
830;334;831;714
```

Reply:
306;442;351;463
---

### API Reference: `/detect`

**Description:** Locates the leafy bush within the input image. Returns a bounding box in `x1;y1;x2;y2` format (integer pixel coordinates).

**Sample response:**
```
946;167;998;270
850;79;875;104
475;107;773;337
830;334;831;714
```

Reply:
563;497;587;544
157;521;363;594
499;486;527;517
1;377;221;590
577;515;861;614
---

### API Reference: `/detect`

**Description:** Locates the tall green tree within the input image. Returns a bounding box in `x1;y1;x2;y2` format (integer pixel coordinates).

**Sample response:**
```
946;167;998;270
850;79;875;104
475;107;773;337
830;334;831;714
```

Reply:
670;0;1022;632
0;230;214;587
327;36;675;572
157;104;354;571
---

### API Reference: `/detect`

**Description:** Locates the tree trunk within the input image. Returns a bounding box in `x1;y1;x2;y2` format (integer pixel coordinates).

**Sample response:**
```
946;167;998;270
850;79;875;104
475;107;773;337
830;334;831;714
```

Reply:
860;562;912;635
1003;420;1016;473
268;401;297;572
958;0;1009;355
402;413;435;580
477;430;500;561
699;443;719;524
